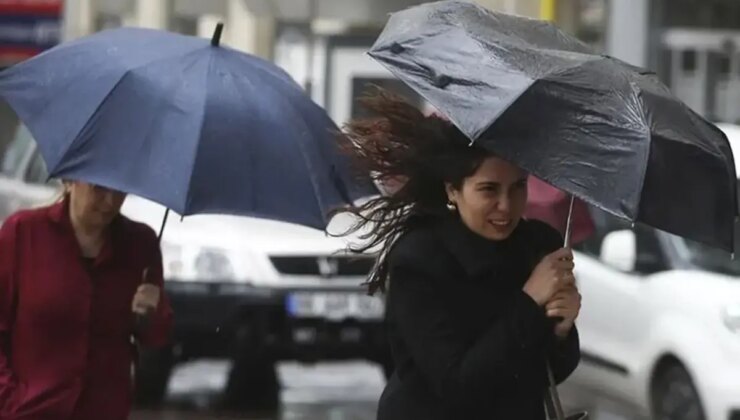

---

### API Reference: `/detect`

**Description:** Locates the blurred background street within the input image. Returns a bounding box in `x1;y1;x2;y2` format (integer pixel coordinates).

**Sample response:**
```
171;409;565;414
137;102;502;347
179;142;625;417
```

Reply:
1;1;739;420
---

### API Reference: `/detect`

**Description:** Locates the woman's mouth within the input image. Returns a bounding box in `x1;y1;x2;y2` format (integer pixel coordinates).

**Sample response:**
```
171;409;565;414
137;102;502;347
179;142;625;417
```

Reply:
489;219;512;228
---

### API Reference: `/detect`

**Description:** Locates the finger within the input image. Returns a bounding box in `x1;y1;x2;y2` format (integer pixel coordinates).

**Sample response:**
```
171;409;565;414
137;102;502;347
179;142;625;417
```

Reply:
132;293;145;305
142;268;150;284
554;267;574;278
141;285;161;297
134;297;152;307
548;307;578;319
553;257;575;269
547;308;568;318
555;285;579;298
548;295;579;309
547;288;576;300
548;290;575;300
137;291;160;304
550;247;573;260
143;290;160;303
545;299;563;311
134;299;156;312
132;304;148;315
546;300;572;312
546;296;565;307
554;274;576;288
554;284;578;295
138;284;156;292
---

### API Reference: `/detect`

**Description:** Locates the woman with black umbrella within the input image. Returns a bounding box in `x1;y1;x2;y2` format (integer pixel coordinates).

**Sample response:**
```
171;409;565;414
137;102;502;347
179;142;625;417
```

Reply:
337;90;581;420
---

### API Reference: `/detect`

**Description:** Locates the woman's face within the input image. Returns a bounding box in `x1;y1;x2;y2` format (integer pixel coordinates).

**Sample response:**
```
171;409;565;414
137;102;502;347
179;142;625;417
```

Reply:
68;182;127;229
446;156;528;241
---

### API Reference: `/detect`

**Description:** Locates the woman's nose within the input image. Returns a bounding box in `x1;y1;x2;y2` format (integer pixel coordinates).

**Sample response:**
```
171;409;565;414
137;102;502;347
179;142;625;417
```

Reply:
496;194;511;212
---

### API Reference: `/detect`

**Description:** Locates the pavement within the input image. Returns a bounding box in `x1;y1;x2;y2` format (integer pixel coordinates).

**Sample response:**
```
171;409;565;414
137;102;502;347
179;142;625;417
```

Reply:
131;360;646;420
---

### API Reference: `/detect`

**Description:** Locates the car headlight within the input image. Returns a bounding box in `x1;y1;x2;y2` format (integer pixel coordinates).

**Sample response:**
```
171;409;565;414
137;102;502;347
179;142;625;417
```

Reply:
722;304;740;333
161;241;239;282
195;248;236;281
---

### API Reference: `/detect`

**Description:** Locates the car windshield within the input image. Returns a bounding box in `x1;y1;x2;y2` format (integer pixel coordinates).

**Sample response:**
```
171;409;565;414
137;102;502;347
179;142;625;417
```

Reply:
677;223;740;276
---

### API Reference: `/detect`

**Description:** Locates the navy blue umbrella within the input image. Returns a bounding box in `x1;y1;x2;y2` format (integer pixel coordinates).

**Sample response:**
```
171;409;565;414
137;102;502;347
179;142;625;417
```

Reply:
0;24;372;230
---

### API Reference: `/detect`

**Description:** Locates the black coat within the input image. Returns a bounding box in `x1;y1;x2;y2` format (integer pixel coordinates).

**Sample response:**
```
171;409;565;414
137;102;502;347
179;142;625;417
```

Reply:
377;215;581;420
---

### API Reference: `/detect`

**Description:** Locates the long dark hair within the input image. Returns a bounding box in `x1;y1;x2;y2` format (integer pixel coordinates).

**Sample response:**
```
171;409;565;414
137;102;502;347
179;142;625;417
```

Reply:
335;88;494;294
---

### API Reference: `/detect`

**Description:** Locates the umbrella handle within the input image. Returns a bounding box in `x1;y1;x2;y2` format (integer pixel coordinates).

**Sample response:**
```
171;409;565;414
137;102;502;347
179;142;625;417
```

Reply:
546;360;566;420
134;267;152;332
133;207;171;336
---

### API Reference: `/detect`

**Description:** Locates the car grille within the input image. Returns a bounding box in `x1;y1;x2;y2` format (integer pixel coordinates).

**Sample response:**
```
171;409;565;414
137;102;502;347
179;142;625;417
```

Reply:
270;255;375;277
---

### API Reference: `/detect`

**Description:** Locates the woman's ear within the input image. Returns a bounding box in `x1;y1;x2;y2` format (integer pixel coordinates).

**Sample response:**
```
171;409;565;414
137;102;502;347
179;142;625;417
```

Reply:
445;182;458;204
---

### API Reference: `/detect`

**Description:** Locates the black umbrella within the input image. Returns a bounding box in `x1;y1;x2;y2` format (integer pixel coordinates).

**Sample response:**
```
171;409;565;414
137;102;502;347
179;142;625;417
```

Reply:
369;0;738;251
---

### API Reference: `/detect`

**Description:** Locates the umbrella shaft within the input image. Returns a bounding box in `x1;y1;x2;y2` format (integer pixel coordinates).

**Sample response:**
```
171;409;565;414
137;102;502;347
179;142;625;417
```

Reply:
546;194;576;420
158;208;170;242
563;195;575;248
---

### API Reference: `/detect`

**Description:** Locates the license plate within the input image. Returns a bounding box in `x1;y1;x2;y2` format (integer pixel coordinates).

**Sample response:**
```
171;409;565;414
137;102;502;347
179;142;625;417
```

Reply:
286;292;384;321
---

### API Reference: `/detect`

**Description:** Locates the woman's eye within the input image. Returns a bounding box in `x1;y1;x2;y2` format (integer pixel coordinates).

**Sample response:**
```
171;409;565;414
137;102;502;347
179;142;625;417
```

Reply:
478;186;497;193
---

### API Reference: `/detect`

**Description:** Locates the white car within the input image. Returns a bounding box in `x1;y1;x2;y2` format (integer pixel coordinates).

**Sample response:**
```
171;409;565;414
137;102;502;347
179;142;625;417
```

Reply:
0;124;388;410
569;123;740;420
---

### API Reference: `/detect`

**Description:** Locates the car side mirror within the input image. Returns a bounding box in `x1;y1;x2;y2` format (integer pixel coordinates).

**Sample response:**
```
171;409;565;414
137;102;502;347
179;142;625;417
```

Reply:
600;229;636;272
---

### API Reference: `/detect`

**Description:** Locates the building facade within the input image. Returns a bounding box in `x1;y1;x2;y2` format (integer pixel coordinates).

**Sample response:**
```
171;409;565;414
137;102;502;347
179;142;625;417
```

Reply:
7;0;734;156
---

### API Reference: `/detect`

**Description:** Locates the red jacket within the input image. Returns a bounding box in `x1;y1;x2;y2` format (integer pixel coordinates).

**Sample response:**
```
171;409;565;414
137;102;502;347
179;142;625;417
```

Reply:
0;200;173;420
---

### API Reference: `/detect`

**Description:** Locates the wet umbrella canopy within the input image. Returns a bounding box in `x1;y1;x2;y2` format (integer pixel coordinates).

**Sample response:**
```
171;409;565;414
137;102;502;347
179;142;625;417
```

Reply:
369;0;738;251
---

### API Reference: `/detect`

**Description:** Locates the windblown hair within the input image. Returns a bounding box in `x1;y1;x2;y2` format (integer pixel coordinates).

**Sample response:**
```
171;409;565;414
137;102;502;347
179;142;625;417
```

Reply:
335;88;494;294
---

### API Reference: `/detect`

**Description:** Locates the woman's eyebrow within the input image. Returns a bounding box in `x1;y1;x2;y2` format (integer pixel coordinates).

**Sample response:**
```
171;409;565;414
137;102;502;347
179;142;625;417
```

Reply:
475;181;500;187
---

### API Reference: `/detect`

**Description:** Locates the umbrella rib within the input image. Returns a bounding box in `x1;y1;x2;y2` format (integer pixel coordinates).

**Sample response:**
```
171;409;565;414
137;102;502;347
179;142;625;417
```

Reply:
181;50;215;216
471;55;619;141
264;86;328;221
50;48;208;178
223;56;333;221
34;43;207;147
48;71;130;176
625;79;652;223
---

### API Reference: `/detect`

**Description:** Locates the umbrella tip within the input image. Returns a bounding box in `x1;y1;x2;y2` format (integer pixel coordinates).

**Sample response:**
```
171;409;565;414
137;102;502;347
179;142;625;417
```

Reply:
211;22;224;47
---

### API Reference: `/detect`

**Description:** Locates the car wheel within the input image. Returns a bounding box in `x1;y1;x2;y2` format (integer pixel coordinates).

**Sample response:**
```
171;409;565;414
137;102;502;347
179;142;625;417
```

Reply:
134;346;174;407
221;352;280;413
652;362;706;420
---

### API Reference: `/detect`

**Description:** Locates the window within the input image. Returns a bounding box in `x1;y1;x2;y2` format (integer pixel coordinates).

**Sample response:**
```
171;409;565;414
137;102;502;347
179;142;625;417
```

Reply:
24;152;51;185
682;50;697;72
95;14;122;32
575;0;608;51
171;17;197;36
717;53;732;77
575;207;668;274
1;124;33;177
633;225;668;274
575;207;631;257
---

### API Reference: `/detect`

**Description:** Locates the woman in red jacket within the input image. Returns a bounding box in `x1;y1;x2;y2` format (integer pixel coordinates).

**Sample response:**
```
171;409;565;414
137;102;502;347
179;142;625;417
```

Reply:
0;181;173;420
